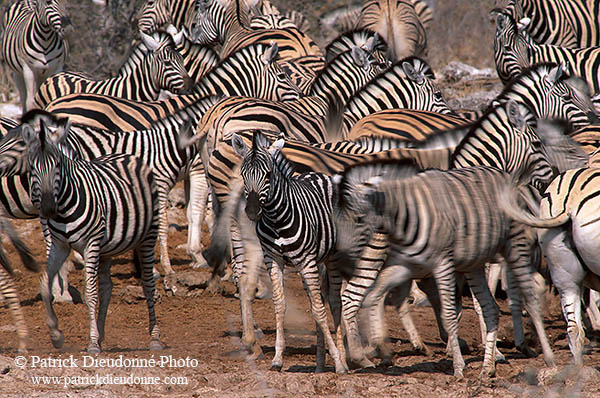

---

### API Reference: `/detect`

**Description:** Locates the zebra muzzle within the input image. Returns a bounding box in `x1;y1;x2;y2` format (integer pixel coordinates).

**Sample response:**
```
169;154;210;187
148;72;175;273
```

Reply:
245;191;261;222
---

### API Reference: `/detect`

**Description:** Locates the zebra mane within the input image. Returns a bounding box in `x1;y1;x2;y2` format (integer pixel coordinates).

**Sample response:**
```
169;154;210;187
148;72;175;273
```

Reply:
117;30;176;76
325;28;388;60
249;130;295;179
336;158;420;208
497;62;571;100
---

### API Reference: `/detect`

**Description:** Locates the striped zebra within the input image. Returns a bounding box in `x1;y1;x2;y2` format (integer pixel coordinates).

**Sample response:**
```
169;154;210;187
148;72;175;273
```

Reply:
325;29;388;62
137;0;197;34
346;62;599;143
18;114;161;354
341;56;456;136
230;131;347;374
493;0;600;48
33;30;194;109
118;25;219;86
494;13;600;92
333;162;555;378
499;166;600;366
1;0;70;112
191;0;323;61
357;0;428;61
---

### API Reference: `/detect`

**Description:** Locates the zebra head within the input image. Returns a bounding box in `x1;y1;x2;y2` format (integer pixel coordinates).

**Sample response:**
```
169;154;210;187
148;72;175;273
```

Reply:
140;31;194;94
232;130;284;222
332;159;420;269
398;57;455;115
21;115;72;219
499;63;599;130
190;0;224;45
493;13;531;83
500;100;556;191
257;42;304;101
34;0;70;38
137;0;178;34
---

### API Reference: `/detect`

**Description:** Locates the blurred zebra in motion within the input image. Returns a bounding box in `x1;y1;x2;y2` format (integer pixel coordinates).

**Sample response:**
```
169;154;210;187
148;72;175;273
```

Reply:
17;112;161;354
333;161;556;378
1;0;70;112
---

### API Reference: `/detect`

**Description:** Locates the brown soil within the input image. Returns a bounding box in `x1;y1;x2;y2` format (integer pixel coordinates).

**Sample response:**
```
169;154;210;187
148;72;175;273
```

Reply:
0;200;599;398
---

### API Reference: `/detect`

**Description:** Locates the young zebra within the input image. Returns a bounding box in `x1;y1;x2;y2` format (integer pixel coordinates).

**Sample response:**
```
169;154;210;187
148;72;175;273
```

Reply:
333;161;555;378
499;166;600;366
32;30;194;109
230;131;347;374
18;115;162;354
1;0;70;112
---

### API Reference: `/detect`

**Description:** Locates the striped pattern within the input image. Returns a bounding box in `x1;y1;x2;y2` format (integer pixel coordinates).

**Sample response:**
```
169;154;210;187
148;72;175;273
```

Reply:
494;13;600;92
357;0;428;61
493;0;600;48
334;163;554;378
137;0;196;34
1;0;69;112
33;31;193;109
231;131;347;374
191;0;323;61
499;166;600;366
20;113;161;354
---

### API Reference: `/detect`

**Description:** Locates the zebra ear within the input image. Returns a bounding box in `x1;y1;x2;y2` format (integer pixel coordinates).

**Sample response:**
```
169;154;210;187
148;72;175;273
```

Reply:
364;33;378;54
547;63;565;85
351;46;369;71
166;24;184;46
402;61;424;85
517;17;530;32
262;42;279;65
21;124;38;148
232;133;249;158
506;100;527;133
268;137;285;155
495;13;507;32
140;31;160;52
247;0;260;10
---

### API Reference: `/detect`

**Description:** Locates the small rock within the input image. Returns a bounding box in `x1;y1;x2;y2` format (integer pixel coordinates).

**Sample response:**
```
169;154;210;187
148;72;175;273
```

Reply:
167;187;187;208
164;270;212;296
119;285;146;304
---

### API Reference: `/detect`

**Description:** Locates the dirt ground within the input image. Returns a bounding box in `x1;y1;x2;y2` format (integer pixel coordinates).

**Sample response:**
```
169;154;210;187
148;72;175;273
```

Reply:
0;186;599;398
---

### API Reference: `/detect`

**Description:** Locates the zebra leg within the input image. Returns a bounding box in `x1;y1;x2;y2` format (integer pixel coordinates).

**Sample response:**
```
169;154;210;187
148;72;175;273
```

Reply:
157;190;175;276
432;260;465;378
586;290;600;331
504;266;538;358
40;239;71;349
11;70;27;113
387;284;433;356
362;265;412;367
299;262;347;374
236;213;265;359
470;282;506;363
0;266;28;352
83;243;103;354
137;243;163;351
508;228;555;367
325;264;348;371
466;269;499;379
267;261;286;371
22;64;39;112
186;162;210;269
96;257;113;348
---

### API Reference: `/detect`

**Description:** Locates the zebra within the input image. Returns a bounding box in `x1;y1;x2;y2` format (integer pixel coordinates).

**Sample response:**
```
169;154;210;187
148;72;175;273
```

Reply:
16;113;162;354
332;161;555;378
1;0;70;112
499;166;600;366
346;62;600;143
324;29;388;62
137;0;197;34
33;30;194;109
357;0;428;61
341;56;456;137
494;13;600;92
492;0;600;48
229;131;347;374
118;25;219;86
191;0;322;61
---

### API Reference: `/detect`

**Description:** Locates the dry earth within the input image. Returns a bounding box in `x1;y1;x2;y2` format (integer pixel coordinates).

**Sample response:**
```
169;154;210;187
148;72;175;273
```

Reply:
0;70;599;398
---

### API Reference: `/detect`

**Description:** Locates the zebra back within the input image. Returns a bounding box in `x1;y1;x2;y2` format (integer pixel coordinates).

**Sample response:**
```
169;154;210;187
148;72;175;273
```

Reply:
357;0;427;61
44;93;220;131
137;0;196;34
34;31;193;108
325;29;388;62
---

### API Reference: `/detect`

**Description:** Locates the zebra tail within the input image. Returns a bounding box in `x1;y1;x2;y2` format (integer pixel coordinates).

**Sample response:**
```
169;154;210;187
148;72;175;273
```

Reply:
204;177;244;279
498;185;570;228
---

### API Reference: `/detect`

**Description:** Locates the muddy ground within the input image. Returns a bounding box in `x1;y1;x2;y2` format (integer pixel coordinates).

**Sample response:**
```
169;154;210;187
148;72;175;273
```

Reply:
0;73;599;398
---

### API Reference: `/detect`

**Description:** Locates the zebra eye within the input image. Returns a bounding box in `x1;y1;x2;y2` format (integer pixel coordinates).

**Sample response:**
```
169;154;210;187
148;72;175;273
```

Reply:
276;72;287;80
163;59;172;66
434;91;443;100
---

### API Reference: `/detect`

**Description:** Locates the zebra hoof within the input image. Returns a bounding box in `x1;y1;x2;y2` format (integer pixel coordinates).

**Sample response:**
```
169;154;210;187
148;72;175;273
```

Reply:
479;367;496;379
50;330;64;349
269;362;283;372
335;364;348;374
87;345;101;354
149;340;164;351
494;349;506;362
517;344;538;358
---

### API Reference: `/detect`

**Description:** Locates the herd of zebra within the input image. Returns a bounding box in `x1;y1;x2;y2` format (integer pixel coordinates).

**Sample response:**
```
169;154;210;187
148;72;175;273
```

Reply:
0;0;599;380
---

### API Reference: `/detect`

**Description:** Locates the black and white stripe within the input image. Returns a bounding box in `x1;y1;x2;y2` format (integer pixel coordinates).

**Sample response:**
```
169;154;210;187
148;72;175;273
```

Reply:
18;113;161;354
1;0;70;112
